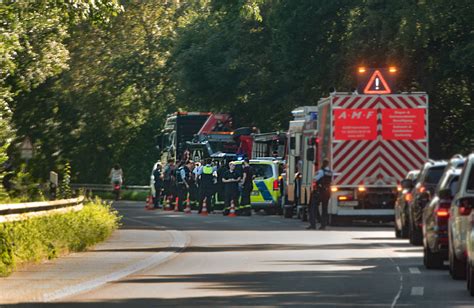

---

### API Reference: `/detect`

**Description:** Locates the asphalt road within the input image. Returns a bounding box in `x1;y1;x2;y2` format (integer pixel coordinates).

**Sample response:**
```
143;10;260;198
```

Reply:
3;201;474;307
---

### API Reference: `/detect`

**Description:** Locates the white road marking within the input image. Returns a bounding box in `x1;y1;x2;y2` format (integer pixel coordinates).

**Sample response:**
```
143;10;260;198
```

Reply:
41;218;189;302
409;267;421;274
378;243;404;308
391;265;403;308
411;286;424;296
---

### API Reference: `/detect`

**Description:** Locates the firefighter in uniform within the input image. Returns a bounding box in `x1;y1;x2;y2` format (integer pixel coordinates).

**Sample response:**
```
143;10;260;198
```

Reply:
308;159;333;230
198;158;216;213
177;160;194;211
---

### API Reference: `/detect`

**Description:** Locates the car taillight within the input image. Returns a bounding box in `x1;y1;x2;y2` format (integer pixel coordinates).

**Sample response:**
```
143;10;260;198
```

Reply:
405;193;413;202
459;199;472;216
418;186;426;193
273;179;279;191
436;208;449;218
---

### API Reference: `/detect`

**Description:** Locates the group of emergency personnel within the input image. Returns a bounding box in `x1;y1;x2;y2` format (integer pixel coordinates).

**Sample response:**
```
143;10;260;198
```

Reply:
151;157;254;215
151;155;333;229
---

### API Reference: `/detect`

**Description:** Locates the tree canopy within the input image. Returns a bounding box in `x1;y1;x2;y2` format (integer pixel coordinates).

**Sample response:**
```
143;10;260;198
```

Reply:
2;0;473;185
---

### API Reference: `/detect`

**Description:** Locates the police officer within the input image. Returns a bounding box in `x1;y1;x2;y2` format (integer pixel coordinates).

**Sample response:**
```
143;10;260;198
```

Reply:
308;159;333;230
177;160;194;211
222;162;241;210
198;158;216;213
240;159;253;208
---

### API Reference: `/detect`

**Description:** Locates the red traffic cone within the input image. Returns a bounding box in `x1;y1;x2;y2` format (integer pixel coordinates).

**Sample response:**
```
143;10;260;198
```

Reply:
174;197;179;212
184;197;192;214
228;199;237;217
200;198;208;216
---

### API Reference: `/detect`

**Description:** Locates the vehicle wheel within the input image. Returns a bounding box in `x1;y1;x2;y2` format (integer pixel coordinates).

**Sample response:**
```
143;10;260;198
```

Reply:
284;207;293;218
409;223;423;246
401;219;409;239
467;262;471;291
424;244;443;269
469;263;474;296
395;223;402;238
301;208;308;222
449;247;466;280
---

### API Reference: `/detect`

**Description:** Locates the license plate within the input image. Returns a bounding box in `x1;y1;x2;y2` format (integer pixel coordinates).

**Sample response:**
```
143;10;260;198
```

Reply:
339;201;358;206
251;191;259;196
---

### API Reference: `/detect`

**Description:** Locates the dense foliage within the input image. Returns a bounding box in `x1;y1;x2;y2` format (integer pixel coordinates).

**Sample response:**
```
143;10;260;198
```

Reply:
0;199;120;276
2;0;473;185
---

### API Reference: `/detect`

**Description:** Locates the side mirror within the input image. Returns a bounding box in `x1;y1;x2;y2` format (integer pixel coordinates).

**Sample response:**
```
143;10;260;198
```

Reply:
438;188;452;200
401;179;413;189
306;148;315;161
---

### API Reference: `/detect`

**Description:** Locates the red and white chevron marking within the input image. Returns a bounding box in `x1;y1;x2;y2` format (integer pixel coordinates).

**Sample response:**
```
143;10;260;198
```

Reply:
332;95;428;186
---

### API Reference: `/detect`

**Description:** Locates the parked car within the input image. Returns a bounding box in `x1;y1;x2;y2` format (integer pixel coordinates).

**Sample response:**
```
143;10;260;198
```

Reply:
408;160;447;245
422;168;461;268
394;170;420;238
466;199;474;294
449;153;474;280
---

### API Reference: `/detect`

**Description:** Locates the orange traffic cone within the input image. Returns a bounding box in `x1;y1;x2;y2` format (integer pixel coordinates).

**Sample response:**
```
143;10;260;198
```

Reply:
200;198;208;216
174;197;179;212
145;195;153;210
184;196;192;214
228;199;237;217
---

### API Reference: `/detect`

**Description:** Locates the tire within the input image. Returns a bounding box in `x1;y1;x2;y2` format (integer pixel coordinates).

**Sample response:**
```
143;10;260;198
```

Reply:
284;207;293;218
469;263;474;296
409;223;423;246
301;208;308;222
395;223;402;238
424;244;443;269
401;219;409;239
449;247;466;280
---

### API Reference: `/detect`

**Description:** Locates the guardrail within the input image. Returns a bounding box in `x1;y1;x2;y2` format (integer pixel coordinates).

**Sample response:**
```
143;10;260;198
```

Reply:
71;184;150;192
0;196;85;223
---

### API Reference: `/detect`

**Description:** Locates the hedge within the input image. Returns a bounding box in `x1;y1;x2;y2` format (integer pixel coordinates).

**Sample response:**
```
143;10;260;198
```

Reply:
0;199;120;276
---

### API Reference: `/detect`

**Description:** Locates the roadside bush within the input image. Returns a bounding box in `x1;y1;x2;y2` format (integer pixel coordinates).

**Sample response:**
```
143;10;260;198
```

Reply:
0;198;120;276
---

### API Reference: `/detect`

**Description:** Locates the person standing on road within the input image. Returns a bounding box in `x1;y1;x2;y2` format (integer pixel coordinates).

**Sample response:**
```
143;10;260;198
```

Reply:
198;158;216;213
152;162;163;209
240;159;253;208
176;160;194;211
163;159;176;205
222;162;241;210
308;159;333;230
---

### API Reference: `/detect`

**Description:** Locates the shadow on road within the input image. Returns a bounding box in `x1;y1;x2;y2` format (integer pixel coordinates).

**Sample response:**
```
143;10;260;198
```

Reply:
6;257;469;307
93;242;410;254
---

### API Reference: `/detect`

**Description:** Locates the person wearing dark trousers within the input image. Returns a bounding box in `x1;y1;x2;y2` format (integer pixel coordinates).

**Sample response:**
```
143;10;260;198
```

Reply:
177;161;194;211
198;158;216;213
222;162;241;210
152;162;163;208
308;159;333;230
240;159;253;207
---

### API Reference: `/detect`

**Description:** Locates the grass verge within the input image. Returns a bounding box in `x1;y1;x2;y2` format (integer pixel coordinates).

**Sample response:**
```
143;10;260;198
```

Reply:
0;198;120;277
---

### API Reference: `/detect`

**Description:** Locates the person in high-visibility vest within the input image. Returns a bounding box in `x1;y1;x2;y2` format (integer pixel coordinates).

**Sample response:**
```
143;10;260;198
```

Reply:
198;158;217;213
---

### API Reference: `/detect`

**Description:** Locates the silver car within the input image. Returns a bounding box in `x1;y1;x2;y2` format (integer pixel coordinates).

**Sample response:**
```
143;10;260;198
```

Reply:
448;153;474;280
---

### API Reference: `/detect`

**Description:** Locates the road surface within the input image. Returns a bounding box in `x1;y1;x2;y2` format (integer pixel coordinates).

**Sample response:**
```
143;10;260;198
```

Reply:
1;201;473;307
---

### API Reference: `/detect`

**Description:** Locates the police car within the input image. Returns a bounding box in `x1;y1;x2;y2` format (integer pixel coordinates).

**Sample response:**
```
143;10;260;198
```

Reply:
233;159;284;214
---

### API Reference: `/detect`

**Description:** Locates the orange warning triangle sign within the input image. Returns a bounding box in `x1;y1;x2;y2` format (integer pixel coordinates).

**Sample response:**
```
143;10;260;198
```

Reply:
363;70;391;94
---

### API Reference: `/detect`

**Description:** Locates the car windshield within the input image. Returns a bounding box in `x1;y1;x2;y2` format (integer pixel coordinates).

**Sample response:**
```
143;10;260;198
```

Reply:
251;164;273;179
425;166;445;184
